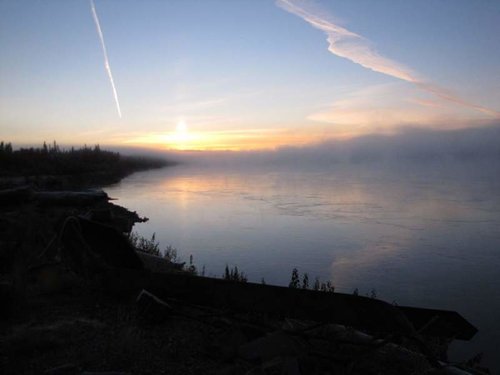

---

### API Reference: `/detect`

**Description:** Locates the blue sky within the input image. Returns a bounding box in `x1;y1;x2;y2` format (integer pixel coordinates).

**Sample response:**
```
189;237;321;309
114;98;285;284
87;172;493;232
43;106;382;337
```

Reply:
1;0;499;150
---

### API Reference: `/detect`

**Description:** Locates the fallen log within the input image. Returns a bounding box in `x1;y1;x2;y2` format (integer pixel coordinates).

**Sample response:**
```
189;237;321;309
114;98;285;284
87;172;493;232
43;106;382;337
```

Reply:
398;306;477;340
34;190;109;206
140;272;477;342
85;253;477;344
0;187;110;206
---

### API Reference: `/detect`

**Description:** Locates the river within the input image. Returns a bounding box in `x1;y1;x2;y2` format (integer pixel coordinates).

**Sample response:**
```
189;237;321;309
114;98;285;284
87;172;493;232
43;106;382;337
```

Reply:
105;160;500;370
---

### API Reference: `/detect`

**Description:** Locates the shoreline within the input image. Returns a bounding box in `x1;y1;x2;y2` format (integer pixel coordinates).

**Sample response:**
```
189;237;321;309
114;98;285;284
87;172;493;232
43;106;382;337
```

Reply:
0;164;175;191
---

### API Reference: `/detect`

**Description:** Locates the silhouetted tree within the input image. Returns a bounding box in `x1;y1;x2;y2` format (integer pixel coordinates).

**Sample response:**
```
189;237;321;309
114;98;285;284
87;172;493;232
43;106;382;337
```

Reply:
289;268;300;288
302;273;309;289
313;277;320;291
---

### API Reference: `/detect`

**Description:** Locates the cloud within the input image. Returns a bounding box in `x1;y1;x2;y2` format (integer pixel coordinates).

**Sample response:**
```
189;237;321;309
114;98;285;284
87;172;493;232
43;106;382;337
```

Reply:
307;83;493;135
277;0;499;118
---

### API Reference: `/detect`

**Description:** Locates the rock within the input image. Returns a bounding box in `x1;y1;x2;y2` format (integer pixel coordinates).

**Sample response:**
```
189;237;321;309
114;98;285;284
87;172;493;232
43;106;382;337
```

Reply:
261;356;301;375
246;357;301;375
210;329;248;361
76;217;143;270
4;318;106;356
0;280;15;318
238;331;304;363
44;363;81;375
0;185;33;205
59;216;143;278
427;365;479;374
27;262;80;295
136;289;172;324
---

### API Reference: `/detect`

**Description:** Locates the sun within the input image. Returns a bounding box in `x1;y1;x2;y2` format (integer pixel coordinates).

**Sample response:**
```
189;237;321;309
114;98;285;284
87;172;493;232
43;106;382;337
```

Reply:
171;120;190;147
176;121;188;135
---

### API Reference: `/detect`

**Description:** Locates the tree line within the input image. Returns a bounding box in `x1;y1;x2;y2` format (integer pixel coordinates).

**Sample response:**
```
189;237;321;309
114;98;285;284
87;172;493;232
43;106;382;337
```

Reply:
0;141;170;177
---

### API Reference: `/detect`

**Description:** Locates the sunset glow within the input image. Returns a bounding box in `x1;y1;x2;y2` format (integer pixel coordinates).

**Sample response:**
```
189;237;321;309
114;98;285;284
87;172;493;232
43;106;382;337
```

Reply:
123;127;327;151
1;1;499;150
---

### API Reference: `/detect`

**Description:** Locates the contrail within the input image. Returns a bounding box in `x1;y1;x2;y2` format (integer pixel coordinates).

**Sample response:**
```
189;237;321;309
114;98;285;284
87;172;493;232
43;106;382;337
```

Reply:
90;0;122;118
277;0;500;117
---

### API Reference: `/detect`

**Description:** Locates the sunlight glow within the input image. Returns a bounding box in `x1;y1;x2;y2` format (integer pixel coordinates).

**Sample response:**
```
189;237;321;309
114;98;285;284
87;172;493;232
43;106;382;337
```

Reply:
176;121;188;134
123;128;324;151
172;120;189;147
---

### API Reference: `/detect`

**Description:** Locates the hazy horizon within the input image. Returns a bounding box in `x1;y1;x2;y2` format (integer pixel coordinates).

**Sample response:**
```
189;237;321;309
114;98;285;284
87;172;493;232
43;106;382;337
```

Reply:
5;121;500;167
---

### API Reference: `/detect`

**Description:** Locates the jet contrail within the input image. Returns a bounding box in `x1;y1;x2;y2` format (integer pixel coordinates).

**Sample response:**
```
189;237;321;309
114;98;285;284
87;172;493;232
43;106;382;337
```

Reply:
90;0;122;118
277;0;499;118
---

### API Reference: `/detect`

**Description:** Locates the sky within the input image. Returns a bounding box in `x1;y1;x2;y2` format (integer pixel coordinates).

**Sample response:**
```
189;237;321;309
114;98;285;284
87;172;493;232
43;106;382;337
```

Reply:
1;0;499;151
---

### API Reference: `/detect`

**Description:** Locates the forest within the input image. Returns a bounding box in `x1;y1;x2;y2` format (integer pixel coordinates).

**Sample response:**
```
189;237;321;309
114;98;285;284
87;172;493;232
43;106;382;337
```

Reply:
0;141;172;177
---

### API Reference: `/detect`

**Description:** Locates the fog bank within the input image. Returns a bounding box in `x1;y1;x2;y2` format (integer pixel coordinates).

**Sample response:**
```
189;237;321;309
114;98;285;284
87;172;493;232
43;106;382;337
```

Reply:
126;123;500;168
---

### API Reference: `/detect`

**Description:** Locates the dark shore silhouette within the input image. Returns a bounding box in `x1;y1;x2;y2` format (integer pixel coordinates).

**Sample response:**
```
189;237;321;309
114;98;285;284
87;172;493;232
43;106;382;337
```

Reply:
0;141;175;189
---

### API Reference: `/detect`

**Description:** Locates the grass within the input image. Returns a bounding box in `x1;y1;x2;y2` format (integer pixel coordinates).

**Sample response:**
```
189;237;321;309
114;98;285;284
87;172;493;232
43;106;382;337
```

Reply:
129;233;377;297
128;232;198;274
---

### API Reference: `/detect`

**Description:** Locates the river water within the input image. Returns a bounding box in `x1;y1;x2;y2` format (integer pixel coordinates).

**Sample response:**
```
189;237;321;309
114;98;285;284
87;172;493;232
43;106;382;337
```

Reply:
105;160;500;369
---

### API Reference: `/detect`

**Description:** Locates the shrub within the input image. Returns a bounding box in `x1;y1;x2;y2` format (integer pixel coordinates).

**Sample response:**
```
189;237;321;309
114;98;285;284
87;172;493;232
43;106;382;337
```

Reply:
223;265;247;282
129;232;183;266
129;232;160;256
290;269;335;292
187;255;197;275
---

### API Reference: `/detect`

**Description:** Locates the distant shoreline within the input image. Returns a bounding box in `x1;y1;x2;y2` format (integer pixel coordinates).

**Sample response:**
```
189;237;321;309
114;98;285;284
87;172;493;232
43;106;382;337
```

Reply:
0;141;177;190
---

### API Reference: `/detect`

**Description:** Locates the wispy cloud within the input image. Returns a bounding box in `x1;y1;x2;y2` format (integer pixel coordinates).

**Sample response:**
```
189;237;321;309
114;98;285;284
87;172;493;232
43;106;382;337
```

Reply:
307;83;493;136
90;0;122;118
277;0;499;118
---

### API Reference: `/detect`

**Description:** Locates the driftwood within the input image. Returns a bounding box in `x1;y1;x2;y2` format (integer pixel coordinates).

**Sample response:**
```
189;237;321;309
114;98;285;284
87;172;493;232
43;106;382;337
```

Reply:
0;187;109;206
34;190;109;206
144;272;477;342
147;273;407;335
